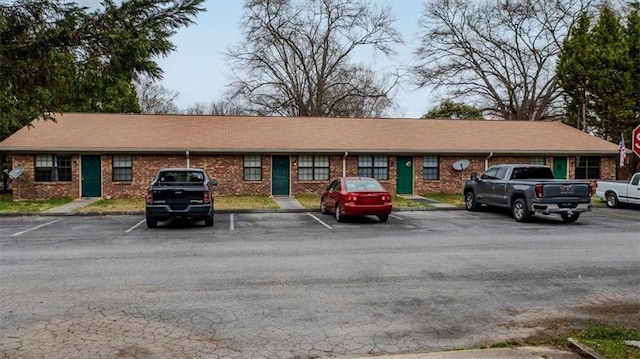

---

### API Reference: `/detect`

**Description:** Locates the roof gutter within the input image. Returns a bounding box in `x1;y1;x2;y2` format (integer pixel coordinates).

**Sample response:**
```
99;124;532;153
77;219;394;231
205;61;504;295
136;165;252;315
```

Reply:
0;148;621;156
485;152;494;170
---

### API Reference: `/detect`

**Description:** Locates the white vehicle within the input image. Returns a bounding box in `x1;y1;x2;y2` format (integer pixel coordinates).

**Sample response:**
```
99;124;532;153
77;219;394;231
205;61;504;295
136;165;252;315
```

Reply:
595;172;640;208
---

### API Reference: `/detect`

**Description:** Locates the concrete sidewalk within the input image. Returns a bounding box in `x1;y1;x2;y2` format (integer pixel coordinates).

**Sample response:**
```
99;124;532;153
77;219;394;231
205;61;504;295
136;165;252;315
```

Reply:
272;196;306;210
354;346;582;359
41;197;101;215
398;195;459;209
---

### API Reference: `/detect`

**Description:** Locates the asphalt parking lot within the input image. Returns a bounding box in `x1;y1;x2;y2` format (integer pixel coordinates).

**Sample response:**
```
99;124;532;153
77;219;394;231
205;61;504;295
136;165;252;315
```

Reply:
3;204;638;237
1;208;639;358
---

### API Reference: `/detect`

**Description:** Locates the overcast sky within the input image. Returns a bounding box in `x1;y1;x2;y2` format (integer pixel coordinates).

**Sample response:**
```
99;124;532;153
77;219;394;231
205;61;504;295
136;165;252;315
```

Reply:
154;0;437;118
76;0;438;117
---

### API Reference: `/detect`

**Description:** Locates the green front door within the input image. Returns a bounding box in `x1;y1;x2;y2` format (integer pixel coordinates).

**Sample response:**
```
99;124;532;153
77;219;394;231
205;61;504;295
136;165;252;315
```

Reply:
272;155;290;196
81;155;101;197
396;156;414;195
552;157;567;179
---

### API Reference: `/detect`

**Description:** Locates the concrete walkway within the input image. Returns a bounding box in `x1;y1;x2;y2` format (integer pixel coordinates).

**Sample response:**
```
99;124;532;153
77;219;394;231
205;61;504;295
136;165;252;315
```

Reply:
272;196;306;210
42;197;101;215
399;195;460;209
355;346;581;359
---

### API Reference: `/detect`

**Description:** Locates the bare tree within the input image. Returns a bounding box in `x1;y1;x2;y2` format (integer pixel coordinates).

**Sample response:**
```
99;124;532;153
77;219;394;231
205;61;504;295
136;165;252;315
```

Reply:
413;0;587;121
184;101;244;115
135;75;180;114
225;0;402;117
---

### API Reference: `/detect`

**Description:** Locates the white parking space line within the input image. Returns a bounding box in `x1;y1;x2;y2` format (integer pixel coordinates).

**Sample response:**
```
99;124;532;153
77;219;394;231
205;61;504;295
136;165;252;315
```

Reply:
307;213;333;230
12;218;64;236
390;214;404;220
230;214;235;231
125;219;146;233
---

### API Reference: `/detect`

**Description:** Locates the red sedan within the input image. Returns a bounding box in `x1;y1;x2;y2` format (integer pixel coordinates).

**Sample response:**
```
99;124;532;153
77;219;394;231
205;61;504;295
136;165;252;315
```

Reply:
320;177;393;222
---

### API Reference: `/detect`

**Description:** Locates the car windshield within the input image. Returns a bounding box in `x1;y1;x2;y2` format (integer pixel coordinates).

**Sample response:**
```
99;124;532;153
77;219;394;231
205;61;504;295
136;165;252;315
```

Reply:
159;171;204;183
344;179;384;192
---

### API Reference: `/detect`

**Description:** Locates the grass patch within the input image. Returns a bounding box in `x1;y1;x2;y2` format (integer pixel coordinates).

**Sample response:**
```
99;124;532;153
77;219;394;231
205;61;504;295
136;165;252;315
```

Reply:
0;193;73;213
483;322;640;359
295;194;321;209
78;197;144;213
215;195;279;210
574;323;640;359
423;192;465;207
77;195;280;212
393;195;432;208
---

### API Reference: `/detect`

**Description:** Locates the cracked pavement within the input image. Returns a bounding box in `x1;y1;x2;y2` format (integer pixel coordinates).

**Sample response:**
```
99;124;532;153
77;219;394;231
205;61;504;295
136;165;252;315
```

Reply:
1;209;638;358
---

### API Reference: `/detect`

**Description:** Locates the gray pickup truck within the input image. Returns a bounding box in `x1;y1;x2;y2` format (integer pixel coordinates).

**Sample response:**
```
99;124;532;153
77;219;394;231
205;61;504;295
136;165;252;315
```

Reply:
145;168;218;228
463;164;593;222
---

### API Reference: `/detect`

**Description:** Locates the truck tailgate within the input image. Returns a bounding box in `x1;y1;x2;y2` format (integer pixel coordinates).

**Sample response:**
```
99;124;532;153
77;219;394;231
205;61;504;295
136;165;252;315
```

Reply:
151;186;207;210
542;183;591;201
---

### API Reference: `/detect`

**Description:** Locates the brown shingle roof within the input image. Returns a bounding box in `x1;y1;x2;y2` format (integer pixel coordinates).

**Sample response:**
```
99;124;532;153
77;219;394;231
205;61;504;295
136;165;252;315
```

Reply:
0;113;620;155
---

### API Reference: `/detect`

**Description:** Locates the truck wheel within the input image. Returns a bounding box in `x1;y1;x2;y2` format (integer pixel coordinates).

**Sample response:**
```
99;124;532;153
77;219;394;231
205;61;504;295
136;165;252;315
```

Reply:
146;218;158;228
605;192;619;208
204;215;214;227
465;191;479;211
560;212;580;223
512;198;530;222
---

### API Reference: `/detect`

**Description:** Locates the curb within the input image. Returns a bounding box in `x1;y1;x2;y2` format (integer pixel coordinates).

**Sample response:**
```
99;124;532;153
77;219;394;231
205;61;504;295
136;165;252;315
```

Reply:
567;338;607;359
0;205;465;217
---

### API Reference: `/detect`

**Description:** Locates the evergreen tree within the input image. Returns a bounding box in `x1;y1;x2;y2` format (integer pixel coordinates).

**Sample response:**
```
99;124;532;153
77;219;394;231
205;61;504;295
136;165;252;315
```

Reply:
556;12;594;131
557;5;638;142
625;3;640;127
589;7;634;139
0;0;204;141
421;100;483;120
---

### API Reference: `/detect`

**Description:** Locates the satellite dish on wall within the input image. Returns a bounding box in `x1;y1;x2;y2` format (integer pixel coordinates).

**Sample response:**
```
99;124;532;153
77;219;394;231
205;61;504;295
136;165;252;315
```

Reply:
8;166;24;179
452;159;470;171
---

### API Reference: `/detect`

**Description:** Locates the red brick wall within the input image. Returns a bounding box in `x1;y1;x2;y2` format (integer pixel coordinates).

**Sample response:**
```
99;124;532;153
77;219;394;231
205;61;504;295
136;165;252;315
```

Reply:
10;154;80;199
10;153;619;200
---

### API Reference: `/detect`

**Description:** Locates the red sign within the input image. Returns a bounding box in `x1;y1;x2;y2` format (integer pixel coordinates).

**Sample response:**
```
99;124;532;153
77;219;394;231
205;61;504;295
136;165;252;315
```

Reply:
634;125;640;158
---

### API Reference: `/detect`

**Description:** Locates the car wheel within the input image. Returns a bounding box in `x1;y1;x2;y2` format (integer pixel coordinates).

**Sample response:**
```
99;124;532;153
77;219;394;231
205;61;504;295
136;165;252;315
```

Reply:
605;192;619;208
320;199;328;214
560;212;580;223
146;218;157;228
465;191;479;211
204;215;214;227
335;204;344;222
512;198;530;222
378;214;389;223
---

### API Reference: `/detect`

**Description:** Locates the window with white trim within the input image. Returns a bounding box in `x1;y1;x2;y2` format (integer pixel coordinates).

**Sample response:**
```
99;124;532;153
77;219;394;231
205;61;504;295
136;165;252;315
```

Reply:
575;156;600;179
35;154;72;182
244;155;262;181
358;155;388;180
423;155;439;180
530;156;546;165
112;155;132;181
298;155;329;181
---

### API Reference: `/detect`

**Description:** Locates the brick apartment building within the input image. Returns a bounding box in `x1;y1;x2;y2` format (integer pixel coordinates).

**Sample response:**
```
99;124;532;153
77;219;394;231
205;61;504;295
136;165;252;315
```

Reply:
0;113;622;200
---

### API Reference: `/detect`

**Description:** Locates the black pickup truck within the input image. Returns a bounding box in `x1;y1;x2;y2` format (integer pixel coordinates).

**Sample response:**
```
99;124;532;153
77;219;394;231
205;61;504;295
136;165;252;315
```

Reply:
145;168;218;228
463;164;593;222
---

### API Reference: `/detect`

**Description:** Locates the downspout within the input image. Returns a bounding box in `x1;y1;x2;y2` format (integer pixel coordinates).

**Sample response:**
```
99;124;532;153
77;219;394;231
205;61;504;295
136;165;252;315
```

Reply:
485;152;493;170
186;150;190;168
343;151;348;177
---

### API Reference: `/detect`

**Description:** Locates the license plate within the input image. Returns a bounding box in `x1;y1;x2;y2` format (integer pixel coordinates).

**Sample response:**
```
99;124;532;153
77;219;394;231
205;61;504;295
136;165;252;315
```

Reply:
559;203;577;208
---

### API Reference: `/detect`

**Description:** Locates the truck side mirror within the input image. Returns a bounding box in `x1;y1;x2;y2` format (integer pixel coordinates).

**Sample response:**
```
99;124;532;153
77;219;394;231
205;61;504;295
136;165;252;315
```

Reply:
470;172;478;181
209;179;218;186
